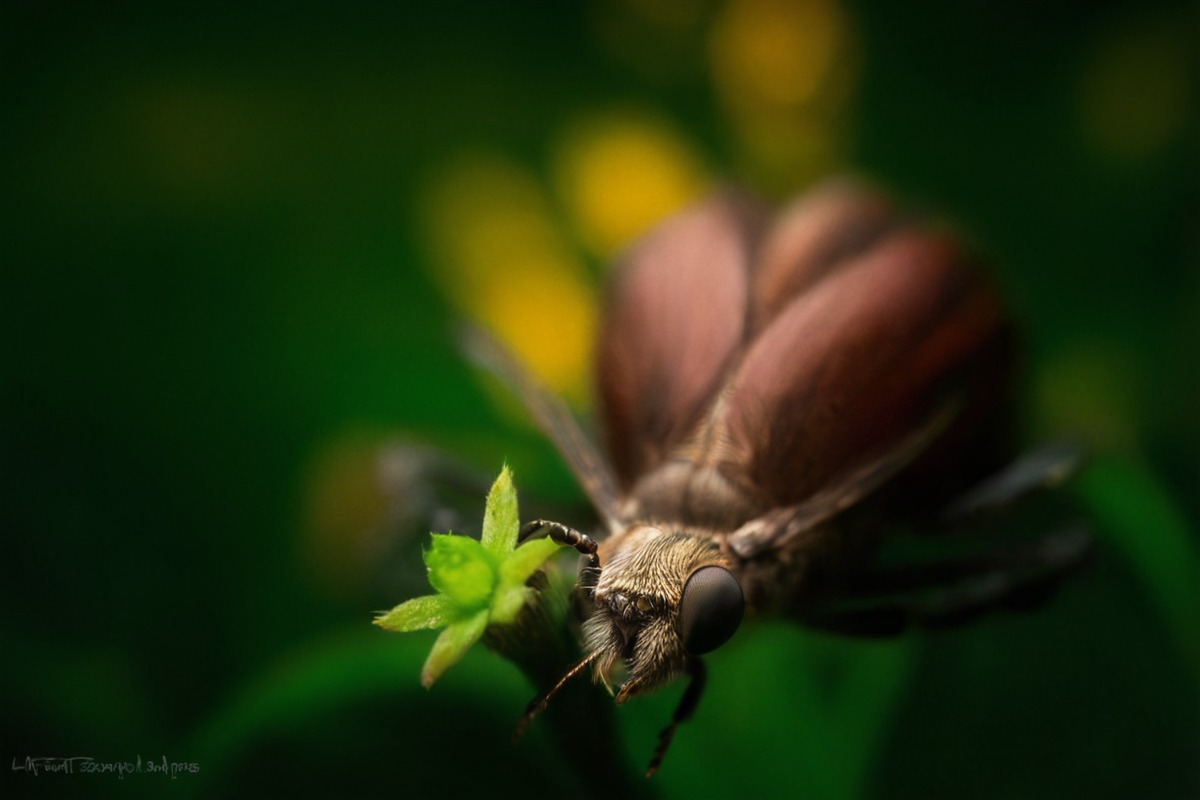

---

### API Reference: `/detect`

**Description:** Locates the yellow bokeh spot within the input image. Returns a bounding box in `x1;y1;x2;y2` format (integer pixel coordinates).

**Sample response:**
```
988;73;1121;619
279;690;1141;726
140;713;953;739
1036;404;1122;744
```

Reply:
1035;340;1139;452
708;0;857;190
552;110;711;259
470;266;596;404
711;0;843;109
1079;22;1192;163
421;154;595;404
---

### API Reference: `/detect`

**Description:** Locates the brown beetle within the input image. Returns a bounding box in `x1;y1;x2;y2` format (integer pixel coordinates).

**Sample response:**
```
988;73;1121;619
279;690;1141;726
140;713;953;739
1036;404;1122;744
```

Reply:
467;179;1090;777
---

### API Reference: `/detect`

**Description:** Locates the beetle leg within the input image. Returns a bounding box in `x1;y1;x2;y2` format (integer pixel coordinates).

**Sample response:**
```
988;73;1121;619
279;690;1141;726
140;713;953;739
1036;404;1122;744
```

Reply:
645;657;707;778
847;525;1092;597
805;524;1093;637
518;518;597;551
940;439;1086;524
461;324;626;535
519;519;602;597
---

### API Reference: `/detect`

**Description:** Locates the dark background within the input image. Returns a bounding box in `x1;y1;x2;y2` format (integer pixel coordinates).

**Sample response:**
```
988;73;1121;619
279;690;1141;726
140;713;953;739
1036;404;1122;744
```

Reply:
3;1;1197;798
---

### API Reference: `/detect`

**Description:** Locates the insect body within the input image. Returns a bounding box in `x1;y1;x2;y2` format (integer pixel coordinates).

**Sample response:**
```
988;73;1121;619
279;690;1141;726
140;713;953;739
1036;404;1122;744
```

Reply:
471;180;1090;776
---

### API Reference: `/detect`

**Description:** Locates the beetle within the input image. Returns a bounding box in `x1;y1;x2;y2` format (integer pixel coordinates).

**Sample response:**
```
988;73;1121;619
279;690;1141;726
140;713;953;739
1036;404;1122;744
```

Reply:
463;179;1091;777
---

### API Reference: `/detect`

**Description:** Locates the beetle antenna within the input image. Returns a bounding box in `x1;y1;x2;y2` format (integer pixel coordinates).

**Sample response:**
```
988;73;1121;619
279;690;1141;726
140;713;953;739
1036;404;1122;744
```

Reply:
512;649;601;743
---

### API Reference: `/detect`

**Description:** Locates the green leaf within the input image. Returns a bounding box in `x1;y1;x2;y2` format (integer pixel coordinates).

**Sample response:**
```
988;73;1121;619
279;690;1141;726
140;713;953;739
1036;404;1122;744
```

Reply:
425;534;497;610
1078;456;1200;679
480;463;519;560
373;594;459;632
421;609;490;688
498;536;561;587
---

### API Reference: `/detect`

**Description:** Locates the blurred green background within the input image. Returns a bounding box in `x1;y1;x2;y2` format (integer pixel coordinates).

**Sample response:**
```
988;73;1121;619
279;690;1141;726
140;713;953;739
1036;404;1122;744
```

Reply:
3;1;1197;798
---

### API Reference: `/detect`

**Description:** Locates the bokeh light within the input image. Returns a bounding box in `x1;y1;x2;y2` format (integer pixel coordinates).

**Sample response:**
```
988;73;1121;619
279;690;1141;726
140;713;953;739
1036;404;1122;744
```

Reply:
421;154;596;403
1078;17;1193;163
709;0;857;190
552;109;712;259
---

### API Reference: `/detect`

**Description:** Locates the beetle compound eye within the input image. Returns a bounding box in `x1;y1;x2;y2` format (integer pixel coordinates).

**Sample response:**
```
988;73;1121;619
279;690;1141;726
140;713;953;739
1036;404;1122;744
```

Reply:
677;566;744;655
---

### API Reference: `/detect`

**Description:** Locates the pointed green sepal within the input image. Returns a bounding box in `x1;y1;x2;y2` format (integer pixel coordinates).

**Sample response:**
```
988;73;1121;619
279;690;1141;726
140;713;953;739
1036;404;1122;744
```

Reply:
480;464;519;560
373;594;459;632
421;609;490;688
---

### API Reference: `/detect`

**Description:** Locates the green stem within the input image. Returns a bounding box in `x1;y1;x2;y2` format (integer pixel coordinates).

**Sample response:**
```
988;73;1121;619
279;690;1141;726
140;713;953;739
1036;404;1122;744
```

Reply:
482;570;650;797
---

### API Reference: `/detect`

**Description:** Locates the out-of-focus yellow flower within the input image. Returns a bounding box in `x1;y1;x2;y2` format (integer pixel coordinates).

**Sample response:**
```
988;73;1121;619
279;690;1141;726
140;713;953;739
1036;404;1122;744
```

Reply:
422;154;595;404
552;110;711;259
712;0;841;108
709;0;857;191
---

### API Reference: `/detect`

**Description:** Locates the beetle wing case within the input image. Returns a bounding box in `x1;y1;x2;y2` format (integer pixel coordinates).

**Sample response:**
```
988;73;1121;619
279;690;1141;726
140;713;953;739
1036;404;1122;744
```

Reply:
596;180;1014;538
